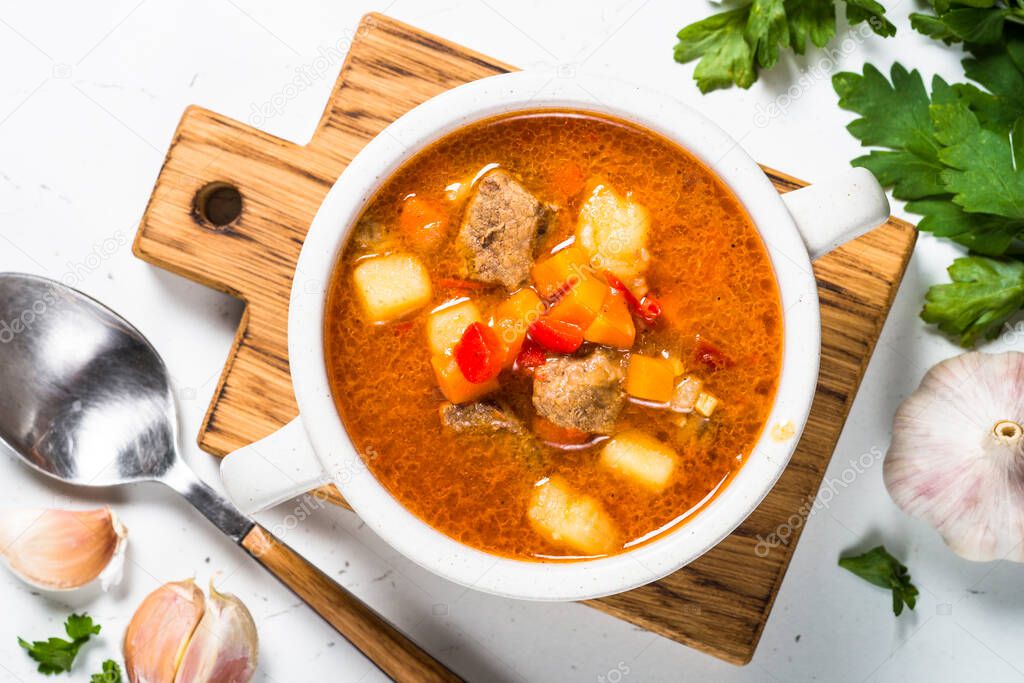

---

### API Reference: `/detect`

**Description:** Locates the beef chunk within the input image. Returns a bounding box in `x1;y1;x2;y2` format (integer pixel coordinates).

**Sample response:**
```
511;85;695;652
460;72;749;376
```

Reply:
532;350;625;434
457;170;545;290
439;401;525;435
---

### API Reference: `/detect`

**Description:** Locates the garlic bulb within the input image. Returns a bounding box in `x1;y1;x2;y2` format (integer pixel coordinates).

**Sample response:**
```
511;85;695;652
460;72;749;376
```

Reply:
0;507;127;590
124;578;258;683
884;351;1024;562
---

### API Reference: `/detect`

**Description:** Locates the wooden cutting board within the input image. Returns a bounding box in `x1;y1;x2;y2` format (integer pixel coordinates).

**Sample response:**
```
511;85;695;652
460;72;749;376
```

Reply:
133;13;916;665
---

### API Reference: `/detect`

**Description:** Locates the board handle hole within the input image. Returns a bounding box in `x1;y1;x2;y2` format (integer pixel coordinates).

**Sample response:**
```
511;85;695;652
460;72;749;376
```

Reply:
194;182;243;228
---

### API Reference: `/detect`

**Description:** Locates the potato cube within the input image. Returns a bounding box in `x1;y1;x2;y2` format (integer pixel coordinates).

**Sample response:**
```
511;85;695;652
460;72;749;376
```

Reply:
353;254;432;323
427;299;482;356
599;430;677;492
528;476;619;555
625;354;676;403
695;392;719;418
575;182;650;284
430;355;499;404
670;375;704;412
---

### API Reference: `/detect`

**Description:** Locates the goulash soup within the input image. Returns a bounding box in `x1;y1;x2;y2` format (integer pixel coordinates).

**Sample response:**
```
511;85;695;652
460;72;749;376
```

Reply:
324;111;782;560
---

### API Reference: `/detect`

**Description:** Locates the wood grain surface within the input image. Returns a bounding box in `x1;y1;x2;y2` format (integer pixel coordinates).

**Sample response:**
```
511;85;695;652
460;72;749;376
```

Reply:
242;525;462;682
133;13;916;665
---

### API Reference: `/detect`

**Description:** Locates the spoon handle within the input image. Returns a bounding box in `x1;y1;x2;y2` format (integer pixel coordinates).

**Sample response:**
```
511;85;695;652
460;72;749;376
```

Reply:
241;525;463;683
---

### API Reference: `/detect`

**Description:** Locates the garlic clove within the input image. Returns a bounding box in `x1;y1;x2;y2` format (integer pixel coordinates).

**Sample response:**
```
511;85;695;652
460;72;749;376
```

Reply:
0;506;127;591
174;581;258;683
124;578;205;683
884;351;1024;562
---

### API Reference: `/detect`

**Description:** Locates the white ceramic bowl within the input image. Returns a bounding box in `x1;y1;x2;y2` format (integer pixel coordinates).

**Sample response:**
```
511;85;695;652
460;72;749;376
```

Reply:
221;71;889;601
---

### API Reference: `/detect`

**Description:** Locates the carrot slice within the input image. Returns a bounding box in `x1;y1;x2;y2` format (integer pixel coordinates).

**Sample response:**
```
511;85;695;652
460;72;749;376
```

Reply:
398;195;448;251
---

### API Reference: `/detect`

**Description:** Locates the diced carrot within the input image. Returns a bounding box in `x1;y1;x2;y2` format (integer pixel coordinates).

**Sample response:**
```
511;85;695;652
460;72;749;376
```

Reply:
531;245;590;298
533;415;591;446
398;195;448;252
492;288;545;364
584;288;635;349
545;274;608;329
625;354;676;403
431;355;499;403
550;161;585;198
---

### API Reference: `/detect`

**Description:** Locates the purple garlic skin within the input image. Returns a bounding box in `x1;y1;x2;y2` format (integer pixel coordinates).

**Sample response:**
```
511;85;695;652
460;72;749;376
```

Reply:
884;351;1024;563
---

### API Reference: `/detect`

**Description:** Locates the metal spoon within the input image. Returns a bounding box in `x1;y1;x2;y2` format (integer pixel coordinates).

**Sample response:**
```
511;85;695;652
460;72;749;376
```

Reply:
0;273;460;683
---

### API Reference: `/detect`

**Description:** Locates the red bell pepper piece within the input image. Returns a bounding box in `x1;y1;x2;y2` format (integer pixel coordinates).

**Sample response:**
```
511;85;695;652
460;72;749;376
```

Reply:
454;322;504;383
693;337;733;370
604;271;662;325
515;337;547;369
528;318;584;354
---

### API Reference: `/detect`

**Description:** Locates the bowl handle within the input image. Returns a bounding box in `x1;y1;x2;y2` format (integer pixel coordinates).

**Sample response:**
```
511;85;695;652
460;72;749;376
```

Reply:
221;418;327;514
780;167;890;260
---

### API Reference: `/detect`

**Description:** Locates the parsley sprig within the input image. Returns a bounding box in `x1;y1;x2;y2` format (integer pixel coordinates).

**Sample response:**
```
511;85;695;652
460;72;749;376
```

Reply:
18;613;101;675
834;21;1024;344
912;0;1024;45
90;660;123;683
839;546;919;615
674;0;896;92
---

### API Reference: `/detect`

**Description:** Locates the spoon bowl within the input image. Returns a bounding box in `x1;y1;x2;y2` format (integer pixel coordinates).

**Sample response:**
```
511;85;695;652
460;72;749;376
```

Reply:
0;273;180;486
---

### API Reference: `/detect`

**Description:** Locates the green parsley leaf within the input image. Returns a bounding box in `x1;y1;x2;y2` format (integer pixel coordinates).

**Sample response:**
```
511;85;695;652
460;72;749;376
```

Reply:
846;0;898;37
746;0;790;69
834;38;1024;346
675;7;755;93
911;2;1024;45
90;660;123;683
961;38;1024;126
932;102;1024;218
839;546;919;616
906;198;1024;255
64;613;102;641
911;11;959;42
833;64;947;200
786;0;836;53
18;613;101;675
922;256;1024;345
673;1;895;91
